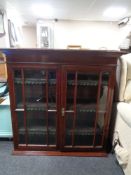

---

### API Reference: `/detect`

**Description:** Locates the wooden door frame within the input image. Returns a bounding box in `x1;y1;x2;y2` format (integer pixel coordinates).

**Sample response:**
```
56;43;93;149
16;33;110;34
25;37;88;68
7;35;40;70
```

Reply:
60;65;116;152
7;63;61;151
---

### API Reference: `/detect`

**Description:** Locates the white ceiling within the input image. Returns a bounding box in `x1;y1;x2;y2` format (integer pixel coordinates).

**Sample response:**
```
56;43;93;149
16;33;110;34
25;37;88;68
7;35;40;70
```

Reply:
0;0;131;25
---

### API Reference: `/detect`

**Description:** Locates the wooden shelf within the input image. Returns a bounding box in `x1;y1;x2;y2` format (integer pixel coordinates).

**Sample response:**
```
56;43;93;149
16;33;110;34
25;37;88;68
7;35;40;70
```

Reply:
14;78;108;86
16;102;56;111
67;80;108;86
14;78;56;85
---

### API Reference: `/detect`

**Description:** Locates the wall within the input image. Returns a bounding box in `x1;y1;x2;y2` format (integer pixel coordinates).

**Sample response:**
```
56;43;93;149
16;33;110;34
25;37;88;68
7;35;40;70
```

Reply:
22;26;37;48
53;20;120;50
1;14;130;50
22;20;130;50
0;11;10;48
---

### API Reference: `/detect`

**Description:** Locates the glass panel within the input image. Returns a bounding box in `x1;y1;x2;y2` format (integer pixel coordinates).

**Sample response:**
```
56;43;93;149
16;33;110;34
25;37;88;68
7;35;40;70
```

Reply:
65;73;75;145
26;112;56;145
16;112;25;144
75;73;99;146
48;71;56;109
14;69;57;146
24;70;46;109
74;111;96;146
65;113;74;145
27;111;46;145
65;72;100;146
48;71;57;145
99;72;109;111
66;73;75;111
24;70;56;111
77;73;99;104
48;112;56;145
95;72;110;146
23;69;57;145
14;70;23;108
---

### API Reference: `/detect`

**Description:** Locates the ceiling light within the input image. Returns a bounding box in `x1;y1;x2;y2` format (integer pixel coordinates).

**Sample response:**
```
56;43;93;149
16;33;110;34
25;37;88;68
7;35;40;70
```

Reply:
103;7;127;18
31;4;53;17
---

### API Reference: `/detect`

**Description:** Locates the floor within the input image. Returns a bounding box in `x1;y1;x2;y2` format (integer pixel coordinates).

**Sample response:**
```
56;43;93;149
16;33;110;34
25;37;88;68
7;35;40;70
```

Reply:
0;141;124;175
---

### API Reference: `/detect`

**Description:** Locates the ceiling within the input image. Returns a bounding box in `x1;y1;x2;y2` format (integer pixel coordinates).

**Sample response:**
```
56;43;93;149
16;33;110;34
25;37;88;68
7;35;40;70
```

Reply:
0;0;131;25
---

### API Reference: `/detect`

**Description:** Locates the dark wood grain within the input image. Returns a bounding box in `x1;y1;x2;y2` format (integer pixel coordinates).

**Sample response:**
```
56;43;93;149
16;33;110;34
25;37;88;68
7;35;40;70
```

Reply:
13;150;107;157
1;48;125;65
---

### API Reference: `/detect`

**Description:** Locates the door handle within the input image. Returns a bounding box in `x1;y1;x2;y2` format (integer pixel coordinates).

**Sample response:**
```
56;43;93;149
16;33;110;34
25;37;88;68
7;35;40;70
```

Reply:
61;108;65;117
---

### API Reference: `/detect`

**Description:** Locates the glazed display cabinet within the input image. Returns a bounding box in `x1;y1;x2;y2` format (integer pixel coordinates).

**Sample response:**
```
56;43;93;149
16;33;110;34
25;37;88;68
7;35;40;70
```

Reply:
2;49;124;156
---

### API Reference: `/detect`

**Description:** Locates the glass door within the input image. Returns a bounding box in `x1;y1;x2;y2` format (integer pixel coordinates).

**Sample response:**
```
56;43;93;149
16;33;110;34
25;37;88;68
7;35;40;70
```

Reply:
61;66;114;150
13;66;58;148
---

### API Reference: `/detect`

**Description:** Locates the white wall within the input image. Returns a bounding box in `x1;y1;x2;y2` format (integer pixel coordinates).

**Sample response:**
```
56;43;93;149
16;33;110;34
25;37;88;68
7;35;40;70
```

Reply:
0;11;10;48
53;20;120;50
22;26;37;48
22;20;131;50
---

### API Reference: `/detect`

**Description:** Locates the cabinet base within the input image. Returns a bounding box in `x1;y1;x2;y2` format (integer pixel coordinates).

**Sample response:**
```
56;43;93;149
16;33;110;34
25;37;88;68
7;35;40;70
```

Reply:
13;150;107;157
